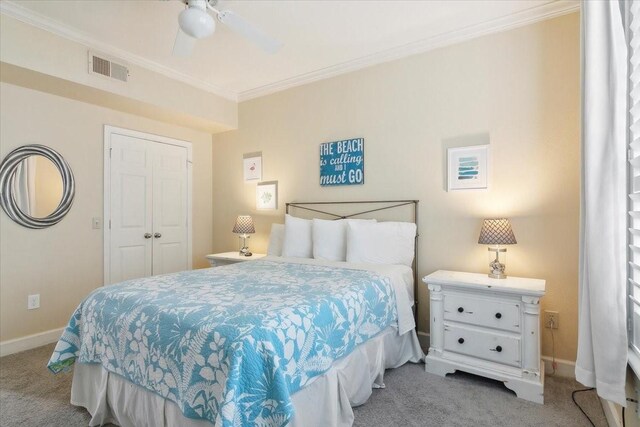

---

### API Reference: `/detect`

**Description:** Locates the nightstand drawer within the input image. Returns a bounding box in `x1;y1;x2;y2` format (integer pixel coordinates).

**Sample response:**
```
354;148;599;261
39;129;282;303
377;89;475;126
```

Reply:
443;293;520;332
444;324;521;368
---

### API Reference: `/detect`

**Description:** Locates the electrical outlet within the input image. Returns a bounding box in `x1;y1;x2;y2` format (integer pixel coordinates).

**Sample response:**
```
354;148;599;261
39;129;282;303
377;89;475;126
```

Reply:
544;311;559;329
27;294;40;310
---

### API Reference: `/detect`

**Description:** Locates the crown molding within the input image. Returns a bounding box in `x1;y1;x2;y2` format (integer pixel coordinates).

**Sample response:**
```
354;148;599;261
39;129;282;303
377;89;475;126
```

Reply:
1;0;579;105
0;0;239;101
237;0;580;102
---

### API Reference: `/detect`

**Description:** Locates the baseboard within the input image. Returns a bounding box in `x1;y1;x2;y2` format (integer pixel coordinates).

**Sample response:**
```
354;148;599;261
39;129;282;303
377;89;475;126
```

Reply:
541;356;575;379
602;398;623;427
0;327;64;357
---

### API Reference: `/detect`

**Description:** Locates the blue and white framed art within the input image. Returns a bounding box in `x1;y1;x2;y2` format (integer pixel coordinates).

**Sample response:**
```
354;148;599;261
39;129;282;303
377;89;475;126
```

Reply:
447;145;489;191
320;138;364;186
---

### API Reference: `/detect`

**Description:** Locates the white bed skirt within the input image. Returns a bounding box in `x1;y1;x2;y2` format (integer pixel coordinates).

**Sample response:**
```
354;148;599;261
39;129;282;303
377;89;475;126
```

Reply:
70;327;424;427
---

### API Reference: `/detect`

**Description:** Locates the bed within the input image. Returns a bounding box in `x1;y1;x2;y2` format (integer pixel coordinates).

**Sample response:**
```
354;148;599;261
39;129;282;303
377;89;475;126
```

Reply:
48;201;424;427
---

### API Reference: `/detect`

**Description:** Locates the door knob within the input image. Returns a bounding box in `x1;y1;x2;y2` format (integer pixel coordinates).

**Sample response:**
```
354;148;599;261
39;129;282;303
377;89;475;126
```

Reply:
144;233;152;239
154;232;162;238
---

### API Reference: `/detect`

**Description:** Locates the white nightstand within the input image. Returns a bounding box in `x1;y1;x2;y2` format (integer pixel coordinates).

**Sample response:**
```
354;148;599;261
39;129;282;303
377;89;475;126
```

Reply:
205;252;266;267
423;270;546;404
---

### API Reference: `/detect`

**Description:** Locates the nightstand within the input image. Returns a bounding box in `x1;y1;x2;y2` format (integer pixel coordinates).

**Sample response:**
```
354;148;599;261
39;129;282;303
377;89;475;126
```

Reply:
422;270;546;404
205;252;266;267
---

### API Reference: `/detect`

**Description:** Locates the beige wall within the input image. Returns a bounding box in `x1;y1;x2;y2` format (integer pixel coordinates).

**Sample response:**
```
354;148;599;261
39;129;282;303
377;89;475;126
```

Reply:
0;82;214;342
0;14;238;133
212;13;580;361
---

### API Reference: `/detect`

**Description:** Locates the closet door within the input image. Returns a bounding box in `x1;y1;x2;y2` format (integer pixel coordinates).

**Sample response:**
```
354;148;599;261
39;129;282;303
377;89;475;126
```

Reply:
108;132;190;285
151;142;188;275
109;134;153;283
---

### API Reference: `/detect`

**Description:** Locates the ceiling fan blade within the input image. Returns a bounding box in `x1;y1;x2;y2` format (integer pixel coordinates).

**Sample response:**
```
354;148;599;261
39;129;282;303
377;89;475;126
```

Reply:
217;10;282;54
172;28;197;57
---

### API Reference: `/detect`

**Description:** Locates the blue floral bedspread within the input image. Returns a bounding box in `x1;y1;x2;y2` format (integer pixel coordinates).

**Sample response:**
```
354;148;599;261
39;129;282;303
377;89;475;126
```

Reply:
48;260;397;426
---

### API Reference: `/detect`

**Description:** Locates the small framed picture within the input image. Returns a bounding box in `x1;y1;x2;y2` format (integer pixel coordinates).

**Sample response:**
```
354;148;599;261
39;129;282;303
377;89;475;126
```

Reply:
447;145;489;191
256;181;278;210
243;152;262;182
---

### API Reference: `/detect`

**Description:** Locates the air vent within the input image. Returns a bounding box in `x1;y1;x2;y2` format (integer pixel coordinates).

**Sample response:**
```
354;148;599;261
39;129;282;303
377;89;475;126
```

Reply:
88;51;129;82
110;63;128;82
92;56;110;77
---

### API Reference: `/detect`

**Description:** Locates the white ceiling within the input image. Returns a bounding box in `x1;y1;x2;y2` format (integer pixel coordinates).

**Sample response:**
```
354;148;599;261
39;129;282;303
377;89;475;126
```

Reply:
2;0;579;101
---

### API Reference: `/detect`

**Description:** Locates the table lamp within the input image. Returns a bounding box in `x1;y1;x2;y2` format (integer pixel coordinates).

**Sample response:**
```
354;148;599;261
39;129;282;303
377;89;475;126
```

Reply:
233;215;255;256
478;218;517;279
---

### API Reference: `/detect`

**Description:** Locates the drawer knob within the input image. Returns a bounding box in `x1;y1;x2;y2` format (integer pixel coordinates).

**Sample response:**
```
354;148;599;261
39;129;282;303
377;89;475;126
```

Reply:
458;338;464;344
495;312;502;319
495;345;502;352
457;307;464;313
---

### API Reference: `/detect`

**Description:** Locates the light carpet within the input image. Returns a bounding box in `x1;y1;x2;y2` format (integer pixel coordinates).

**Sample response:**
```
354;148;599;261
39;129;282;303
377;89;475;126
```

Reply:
0;344;607;426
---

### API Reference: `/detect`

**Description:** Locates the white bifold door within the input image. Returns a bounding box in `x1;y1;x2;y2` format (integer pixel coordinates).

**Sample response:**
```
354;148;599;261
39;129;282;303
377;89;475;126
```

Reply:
108;132;190;284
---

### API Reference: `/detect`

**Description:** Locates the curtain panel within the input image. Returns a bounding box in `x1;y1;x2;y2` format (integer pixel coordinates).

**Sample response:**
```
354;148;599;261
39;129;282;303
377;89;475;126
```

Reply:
575;0;629;406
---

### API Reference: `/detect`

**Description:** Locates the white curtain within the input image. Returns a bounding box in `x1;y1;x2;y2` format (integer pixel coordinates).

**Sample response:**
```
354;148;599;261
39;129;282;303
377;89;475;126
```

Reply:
11;156;37;216
575;0;629;406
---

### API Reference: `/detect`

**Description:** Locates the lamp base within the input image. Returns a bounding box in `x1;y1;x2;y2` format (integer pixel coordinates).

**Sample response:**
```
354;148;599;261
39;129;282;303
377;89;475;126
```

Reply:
238;235;251;256
488;247;507;279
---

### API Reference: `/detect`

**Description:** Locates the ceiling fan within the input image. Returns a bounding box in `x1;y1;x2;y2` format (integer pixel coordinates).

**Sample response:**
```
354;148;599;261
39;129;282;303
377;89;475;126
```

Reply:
173;0;282;56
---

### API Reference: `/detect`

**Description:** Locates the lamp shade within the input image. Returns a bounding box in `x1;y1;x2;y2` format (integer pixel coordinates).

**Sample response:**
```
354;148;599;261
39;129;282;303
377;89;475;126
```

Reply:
233;215;255;234
478;218;517;245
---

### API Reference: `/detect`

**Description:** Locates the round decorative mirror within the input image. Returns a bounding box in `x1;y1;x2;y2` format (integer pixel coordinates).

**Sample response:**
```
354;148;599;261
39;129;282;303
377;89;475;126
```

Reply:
0;145;75;229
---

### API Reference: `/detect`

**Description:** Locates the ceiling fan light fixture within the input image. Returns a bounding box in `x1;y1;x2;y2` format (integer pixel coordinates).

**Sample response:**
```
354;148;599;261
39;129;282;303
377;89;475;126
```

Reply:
172;0;281;57
179;6;215;39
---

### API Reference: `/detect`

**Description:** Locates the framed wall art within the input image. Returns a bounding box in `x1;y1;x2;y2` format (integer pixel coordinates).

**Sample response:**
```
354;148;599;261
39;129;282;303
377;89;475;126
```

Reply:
243;152;262;182
447;145;489;191
256;181;278;210
320;138;364;187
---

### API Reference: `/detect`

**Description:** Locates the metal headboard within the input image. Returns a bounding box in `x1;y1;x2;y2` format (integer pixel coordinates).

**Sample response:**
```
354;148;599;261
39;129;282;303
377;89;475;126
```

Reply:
286;200;419;320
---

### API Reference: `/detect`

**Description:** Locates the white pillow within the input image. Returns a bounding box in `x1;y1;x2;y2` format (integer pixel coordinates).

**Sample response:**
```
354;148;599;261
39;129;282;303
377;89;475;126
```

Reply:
312;218;376;262
312;219;346;261
267;223;285;256
282;214;313;258
346;221;417;267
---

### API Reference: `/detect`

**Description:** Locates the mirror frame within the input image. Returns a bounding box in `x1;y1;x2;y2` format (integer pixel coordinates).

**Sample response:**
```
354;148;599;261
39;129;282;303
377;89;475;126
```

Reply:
0;144;75;229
